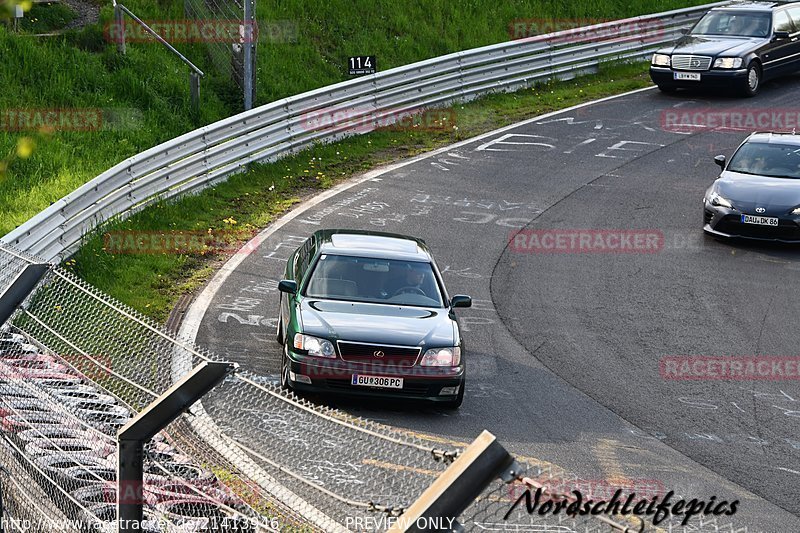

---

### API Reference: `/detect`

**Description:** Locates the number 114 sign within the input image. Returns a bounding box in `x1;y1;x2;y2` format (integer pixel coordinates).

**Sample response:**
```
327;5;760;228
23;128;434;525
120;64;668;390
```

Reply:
348;56;376;75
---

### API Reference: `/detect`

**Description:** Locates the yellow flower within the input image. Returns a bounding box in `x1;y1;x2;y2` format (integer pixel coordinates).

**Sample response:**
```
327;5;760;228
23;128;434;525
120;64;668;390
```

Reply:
16;137;35;159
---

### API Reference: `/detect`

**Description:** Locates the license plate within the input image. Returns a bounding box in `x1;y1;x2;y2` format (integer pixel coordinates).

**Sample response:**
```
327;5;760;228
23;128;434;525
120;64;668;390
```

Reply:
741;214;779;226
351;374;403;389
674;72;701;81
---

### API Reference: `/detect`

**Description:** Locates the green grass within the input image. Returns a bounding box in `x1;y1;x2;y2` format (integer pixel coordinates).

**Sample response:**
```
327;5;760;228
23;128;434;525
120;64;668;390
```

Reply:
70;61;653;322
18;3;76;33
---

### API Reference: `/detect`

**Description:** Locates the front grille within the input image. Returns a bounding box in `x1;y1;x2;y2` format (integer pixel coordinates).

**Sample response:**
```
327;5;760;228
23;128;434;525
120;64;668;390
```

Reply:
337;341;421;366
671;55;712;71
715;215;800;241
325;379;433;396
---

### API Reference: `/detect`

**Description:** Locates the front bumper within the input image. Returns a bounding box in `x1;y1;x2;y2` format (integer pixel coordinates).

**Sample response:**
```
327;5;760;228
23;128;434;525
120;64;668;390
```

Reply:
650;66;748;89
285;348;465;403
704;201;800;243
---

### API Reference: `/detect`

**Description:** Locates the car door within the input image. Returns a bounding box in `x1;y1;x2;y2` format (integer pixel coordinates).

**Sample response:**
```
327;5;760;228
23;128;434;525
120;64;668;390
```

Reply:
763;9;798;77
280;237;313;341
783;6;800;72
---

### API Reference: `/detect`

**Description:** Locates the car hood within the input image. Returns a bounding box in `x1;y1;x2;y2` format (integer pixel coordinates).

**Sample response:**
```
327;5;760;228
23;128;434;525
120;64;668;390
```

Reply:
713;172;800;213
660;35;759;57
299;299;456;347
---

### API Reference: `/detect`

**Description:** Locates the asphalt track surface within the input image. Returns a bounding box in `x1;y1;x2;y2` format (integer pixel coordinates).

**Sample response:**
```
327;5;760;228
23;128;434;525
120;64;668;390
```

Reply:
191;78;800;532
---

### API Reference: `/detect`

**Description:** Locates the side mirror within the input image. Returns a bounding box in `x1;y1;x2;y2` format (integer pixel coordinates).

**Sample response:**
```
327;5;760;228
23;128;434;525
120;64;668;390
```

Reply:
714;155;726;169
680;28;690;35
451;295;472;308
773;30;791;40
278;280;298;294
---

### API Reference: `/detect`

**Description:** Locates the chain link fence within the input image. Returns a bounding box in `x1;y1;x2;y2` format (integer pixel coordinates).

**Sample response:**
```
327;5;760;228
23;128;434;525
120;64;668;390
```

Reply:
184;0;257;110
0;242;744;531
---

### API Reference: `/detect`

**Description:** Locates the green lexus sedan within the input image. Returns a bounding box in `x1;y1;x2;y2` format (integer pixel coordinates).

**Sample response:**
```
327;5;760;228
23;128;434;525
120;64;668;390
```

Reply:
275;229;472;408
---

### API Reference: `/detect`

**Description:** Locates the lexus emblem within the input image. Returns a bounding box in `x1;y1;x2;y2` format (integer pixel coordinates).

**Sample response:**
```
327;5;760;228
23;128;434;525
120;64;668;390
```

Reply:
756;207;766;213
373;350;385;358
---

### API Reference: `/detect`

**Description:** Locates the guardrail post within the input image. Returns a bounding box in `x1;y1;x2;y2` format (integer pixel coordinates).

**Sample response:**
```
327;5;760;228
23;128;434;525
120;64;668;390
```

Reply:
388;430;519;532
114;4;126;55
117;361;237;532
0;263;49;327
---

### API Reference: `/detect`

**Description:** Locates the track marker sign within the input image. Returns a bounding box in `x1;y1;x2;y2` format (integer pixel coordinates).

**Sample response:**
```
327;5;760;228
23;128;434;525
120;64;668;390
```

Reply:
349;55;376;75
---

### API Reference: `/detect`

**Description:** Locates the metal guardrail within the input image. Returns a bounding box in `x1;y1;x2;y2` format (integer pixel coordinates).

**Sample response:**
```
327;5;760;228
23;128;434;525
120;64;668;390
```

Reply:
1;3;724;261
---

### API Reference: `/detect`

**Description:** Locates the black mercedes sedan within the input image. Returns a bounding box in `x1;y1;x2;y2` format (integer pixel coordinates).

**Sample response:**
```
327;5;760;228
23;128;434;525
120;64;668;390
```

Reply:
650;2;800;96
275;229;471;408
704;132;800;242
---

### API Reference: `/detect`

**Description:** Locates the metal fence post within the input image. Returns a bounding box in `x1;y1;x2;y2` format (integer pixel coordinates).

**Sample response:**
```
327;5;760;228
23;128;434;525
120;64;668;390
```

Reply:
388;430;519;532
190;71;201;116
117;361;237;532
114;3;126;55
0;263;48;327
243;0;256;111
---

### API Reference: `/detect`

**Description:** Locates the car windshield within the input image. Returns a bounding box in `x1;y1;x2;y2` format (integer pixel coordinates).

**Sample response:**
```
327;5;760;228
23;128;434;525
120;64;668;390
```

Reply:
691;11;771;37
727;142;800;178
305;254;444;307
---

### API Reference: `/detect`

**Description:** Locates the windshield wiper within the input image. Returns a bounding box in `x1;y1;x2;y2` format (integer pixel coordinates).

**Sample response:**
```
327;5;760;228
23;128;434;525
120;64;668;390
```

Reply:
727;168;759;176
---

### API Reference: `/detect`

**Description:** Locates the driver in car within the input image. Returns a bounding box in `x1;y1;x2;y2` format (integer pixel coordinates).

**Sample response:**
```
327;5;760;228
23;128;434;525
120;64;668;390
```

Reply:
383;264;433;300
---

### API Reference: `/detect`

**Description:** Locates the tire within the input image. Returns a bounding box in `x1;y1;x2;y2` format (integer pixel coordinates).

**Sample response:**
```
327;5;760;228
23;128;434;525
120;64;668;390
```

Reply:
442;381;465;410
30;375;84;389
63;464;116;487
17;426;97;443
657;84;677;93
740;61;761;97
24;437;114;458
71;400;130;418
34;453;114;491
70;482;116;506
1;412;70;433
54;390;117;405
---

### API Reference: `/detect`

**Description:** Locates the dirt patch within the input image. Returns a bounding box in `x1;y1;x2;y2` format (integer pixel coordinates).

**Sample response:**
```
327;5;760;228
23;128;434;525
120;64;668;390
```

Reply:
61;0;100;30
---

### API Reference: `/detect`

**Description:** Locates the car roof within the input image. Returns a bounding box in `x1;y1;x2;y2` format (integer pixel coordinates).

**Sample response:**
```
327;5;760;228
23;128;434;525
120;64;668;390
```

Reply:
746;132;800;144
710;1;796;12
314;229;433;262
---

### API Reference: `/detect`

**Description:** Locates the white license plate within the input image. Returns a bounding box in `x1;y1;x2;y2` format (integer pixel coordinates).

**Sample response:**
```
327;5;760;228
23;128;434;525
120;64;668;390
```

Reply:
351;374;403;389
741;214;779;226
674;72;701;81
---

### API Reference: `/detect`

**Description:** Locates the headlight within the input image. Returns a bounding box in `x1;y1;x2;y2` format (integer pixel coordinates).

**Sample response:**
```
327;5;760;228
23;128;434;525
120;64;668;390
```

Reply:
708;194;733;209
713;57;743;69
791;207;800;215
293;334;336;358
420;347;461;367
651;54;671;67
